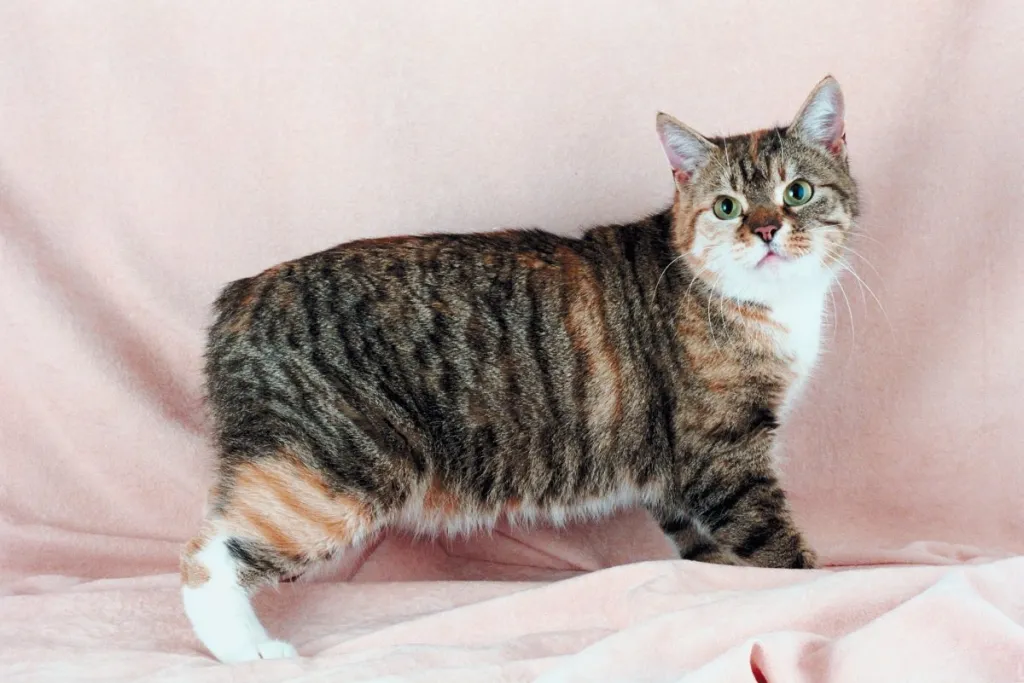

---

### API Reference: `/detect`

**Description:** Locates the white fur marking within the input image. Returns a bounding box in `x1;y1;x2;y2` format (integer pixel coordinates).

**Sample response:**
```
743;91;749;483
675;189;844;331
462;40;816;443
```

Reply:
182;534;298;663
688;205;834;416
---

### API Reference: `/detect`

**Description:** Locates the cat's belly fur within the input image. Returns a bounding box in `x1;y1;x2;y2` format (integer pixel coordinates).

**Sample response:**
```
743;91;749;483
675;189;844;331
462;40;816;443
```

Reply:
393;476;664;538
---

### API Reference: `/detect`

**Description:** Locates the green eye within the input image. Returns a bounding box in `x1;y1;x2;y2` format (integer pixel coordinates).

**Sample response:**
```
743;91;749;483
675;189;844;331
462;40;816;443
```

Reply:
783;179;814;206
712;195;741;220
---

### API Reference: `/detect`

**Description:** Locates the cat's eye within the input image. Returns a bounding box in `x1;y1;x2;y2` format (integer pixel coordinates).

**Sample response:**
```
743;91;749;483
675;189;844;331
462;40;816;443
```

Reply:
712;195;742;220
783;179;814;207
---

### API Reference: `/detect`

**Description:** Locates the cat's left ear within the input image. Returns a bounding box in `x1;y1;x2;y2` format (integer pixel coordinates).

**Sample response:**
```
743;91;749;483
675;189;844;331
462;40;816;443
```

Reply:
790;75;846;156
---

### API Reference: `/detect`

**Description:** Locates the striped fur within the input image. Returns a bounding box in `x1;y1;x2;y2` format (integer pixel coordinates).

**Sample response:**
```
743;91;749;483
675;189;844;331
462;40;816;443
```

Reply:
181;76;859;662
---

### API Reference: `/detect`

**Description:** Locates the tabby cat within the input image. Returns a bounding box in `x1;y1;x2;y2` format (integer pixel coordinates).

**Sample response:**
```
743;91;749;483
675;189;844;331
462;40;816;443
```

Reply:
182;76;859;662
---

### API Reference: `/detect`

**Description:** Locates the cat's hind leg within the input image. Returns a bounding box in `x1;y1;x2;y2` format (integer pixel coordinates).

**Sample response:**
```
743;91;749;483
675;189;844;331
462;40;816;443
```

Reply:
180;530;298;662
180;455;379;662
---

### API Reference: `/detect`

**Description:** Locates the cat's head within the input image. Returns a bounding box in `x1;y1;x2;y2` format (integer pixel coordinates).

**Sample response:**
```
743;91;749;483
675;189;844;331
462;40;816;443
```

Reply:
657;76;859;305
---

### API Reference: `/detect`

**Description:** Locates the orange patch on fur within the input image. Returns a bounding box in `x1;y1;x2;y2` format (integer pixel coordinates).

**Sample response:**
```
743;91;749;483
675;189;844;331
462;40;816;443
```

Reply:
516;252;548;270
671;200;701;253
180;557;210;588
678;298;761;388
560;247;623;429
228;315;251;334
784;232;815;259
180;528;212;588
227;281;260;334
342;234;418;250
221;455;373;559
260;264;284;279
423;476;462;515
749;131;763;163
726;301;787;332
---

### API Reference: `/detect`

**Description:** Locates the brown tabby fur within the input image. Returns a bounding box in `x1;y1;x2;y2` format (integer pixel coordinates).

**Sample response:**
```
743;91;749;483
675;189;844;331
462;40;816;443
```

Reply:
183;79;858;599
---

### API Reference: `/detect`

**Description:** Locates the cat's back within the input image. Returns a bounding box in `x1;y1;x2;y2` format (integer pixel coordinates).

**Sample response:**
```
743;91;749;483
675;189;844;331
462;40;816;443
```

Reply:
202;225;646;473
209;228;591;341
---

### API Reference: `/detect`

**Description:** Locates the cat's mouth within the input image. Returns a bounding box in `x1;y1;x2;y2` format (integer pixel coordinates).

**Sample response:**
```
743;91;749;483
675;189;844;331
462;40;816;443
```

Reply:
755;248;790;269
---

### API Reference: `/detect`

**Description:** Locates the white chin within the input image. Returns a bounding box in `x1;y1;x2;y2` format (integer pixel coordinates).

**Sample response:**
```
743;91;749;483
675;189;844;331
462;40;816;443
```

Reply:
755;253;788;270
713;254;831;306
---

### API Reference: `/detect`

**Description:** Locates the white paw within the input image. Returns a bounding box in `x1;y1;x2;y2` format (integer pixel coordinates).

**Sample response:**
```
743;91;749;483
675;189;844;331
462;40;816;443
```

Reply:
217;639;299;663
257;640;299;660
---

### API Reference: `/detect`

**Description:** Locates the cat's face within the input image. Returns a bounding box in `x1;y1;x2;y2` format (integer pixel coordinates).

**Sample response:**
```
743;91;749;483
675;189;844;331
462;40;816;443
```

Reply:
658;77;859;305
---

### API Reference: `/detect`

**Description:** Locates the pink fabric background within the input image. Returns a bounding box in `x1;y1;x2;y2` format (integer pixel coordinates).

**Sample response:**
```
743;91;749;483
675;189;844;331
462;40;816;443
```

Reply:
1;2;1022;680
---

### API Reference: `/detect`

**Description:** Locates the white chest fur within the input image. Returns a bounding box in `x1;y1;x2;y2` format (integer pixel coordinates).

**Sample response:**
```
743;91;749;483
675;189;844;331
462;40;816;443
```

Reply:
764;285;829;415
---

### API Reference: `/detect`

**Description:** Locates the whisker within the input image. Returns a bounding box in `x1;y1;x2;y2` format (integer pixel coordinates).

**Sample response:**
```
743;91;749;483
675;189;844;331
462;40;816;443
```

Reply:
682;260;715;304
842;251;886;288
829;255;897;343
651;253;690;305
848;231;884;247
833;274;857;358
827;287;839;342
819;241;887;302
680;262;729;348
823;246;872;296
716;280;737;347
826;244;885;283
816;226;885;247
827;253;868;309
811;228;884;254
706;273;724;349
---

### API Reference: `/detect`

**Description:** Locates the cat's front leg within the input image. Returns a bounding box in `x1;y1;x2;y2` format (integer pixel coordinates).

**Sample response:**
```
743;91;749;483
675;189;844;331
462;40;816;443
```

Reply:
655;512;749;566
664;458;817;569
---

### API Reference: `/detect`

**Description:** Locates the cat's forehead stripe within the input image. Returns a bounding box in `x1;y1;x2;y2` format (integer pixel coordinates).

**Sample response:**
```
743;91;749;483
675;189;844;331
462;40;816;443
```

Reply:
708;128;792;192
748;131;762;164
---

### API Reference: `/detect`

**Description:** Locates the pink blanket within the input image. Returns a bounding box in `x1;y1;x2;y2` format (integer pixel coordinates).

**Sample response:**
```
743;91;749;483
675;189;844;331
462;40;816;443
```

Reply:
1;1;1022;680
3;557;1022;682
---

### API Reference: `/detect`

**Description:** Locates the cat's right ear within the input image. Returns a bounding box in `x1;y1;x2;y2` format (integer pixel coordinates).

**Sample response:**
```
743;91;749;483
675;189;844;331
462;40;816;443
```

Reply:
656;113;716;184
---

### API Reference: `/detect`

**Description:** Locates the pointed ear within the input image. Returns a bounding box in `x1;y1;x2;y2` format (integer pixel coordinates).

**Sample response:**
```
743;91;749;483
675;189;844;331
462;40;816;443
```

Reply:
790;75;846;154
656;112;716;183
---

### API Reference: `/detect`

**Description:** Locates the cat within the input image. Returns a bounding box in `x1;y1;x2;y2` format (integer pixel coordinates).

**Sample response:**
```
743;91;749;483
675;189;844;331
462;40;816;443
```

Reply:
181;76;859;662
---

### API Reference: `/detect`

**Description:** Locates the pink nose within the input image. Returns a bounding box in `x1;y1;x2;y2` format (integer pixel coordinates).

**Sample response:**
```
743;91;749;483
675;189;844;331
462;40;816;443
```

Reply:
753;224;780;243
